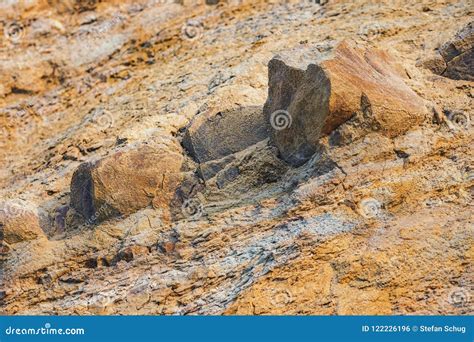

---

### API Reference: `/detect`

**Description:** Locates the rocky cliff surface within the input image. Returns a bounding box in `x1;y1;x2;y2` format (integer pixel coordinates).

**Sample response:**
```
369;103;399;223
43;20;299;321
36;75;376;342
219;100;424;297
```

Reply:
0;0;473;315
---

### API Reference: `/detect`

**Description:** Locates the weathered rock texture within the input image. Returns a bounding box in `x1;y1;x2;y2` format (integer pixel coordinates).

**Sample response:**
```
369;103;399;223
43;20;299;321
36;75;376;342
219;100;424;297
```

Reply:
0;0;472;316
182;84;269;181
440;21;474;81
418;20;473;81
0;201;46;244
264;40;428;165
70;142;185;223
183;105;267;162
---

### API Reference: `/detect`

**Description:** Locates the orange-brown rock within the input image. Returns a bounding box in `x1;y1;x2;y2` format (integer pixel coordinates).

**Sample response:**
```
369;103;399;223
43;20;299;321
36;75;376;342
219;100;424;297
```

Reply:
114;245;150;263
0;201;46;244
264;40;428;165
0;0;472;317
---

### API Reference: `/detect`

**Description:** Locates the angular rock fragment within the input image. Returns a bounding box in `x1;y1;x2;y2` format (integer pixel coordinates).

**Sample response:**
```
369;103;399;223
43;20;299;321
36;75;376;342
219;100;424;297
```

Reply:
416;52;447;75
182;85;269;166
206;141;289;192
114;245;150;264
70;139;185;223
263;40;428;165
183;106;268;163
0;201;46;244
439;21;473;81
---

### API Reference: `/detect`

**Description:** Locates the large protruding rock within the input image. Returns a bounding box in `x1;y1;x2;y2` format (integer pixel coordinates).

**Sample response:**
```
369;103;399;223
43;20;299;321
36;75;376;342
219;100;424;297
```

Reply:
0;201;46;244
263;40;428;166
70;138;185;223
183;105;267;164
439;21;473;81
182;85;269;179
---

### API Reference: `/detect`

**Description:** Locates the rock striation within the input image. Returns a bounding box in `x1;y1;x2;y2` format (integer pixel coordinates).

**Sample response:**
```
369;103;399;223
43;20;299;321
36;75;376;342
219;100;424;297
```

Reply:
0;0;472;317
0;201;46;244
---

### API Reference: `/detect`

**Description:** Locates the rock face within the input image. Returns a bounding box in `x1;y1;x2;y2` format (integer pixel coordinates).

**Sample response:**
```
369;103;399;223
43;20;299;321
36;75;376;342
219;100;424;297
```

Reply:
439;21;474;81
1;0;472;317
183;86;269;165
263;40;428;165
70;142;185;223
0;201;45;244
183;106;267;163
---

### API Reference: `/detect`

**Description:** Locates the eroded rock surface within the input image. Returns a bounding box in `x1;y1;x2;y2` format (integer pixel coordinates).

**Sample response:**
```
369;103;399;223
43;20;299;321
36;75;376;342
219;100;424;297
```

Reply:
0;0;472;316
440;21;474;81
418;21;473;81
70;140;186;223
264;41;428;165
183;85;269;165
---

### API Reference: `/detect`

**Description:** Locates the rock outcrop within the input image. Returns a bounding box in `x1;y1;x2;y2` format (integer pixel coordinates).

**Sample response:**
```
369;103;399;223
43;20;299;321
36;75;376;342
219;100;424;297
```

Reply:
263;40;428;165
182;85;269;178
0;201;46;244
70;141;185;223
439;21;474;81
418;21;473;81
183;105;267;163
